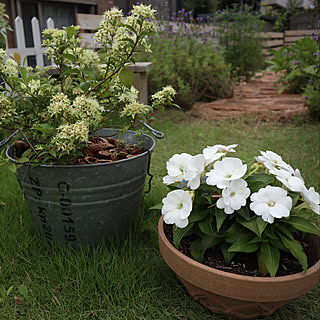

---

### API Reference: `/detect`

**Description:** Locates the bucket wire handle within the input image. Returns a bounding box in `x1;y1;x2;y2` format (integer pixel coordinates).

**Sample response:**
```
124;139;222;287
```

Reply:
141;122;164;139
0;129;19;148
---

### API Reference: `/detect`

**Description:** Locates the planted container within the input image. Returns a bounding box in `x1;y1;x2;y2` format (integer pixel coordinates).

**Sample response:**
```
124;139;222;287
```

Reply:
6;129;155;248
158;216;320;319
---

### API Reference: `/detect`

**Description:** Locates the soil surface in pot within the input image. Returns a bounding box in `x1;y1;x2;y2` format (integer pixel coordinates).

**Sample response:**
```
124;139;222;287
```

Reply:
13;136;146;165
164;224;318;277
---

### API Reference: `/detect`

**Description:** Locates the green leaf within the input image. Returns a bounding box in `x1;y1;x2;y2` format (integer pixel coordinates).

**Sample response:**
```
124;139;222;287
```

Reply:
279;234;308;272
189;207;209;223
290;192;300;207
149;203;162;211
67;26;78;38
190;238;205;263
237;206;250;220
201;234;221;250
239;218;258;234
260;242;280;277
198;214;214;235
276;223;295;240
61;53;77;63
285;216;320;236
224;223;247;243
221;243;236;265
215;207;227;232
173;223;193;249
18;285;28;298
246;173;275;193
228;236;260;253
119;23;137;35
6;286;14;296
0;33;6;49
80;81;91;92
119;67;134;89
256;217;268;237
17;66;27;81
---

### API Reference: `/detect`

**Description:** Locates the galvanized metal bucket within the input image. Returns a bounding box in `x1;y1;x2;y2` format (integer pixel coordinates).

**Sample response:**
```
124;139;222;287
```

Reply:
6;129;155;248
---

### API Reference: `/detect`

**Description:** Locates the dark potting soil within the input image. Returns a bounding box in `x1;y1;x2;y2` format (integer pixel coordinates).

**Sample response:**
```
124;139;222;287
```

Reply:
164;224;318;277
14;136;146;165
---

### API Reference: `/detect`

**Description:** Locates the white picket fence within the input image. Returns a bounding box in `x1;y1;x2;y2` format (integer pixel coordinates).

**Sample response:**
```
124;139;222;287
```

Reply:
6;16;55;67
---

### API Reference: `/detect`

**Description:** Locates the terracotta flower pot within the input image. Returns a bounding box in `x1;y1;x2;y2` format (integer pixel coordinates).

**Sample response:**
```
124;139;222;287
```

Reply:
158;216;320;319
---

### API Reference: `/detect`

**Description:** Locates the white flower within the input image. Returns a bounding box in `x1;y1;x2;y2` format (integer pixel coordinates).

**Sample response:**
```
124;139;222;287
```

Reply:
161;190;193;228
151;86;176;106
184;154;205;190
203;144;237;166
250;186;292;224
163;153;193;185
302;187;320;215
256;150;293;172
270;167;305;192
206;157;247;189
217;179;250;214
120;101;150;119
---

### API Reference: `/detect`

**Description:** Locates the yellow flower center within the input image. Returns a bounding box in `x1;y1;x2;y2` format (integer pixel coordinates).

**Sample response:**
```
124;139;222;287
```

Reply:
267;201;275;207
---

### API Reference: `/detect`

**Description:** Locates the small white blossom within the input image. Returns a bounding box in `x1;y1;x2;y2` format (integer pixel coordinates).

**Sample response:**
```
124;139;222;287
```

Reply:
52;120;89;153
250;186;292;224
151;86;176;107
163;153;193;185
184;154;206;190
0;94;16;125
302;187;320;215
217;179;250;214
161;190;193;228
203;144;237;166
47;93;71;117
256;150;293;172
206;157;247;189
121;101;150;119
270;167;305;192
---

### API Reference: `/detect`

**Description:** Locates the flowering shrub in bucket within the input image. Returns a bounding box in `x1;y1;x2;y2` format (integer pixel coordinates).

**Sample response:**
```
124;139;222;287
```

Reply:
159;145;320;277
0;4;176;165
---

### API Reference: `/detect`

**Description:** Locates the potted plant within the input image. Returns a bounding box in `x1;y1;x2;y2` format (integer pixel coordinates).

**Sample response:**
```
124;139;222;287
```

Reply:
154;145;320;319
0;4;176;248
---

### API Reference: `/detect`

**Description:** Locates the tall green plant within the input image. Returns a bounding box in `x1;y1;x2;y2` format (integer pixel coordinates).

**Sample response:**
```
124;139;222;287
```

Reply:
217;5;265;80
267;34;320;118
137;15;234;110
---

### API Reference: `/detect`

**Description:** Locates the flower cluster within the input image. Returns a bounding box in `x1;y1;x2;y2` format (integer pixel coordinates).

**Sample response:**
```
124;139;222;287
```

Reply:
0;4;176;164
0;49;18;77
159;145;320;276
52;121;89;154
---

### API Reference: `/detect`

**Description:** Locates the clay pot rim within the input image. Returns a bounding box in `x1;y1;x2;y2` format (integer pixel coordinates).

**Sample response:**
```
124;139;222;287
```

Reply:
158;216;320;283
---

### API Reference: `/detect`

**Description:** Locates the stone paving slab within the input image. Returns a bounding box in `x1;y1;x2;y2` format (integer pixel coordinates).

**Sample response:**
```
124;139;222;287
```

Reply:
189;72;308;121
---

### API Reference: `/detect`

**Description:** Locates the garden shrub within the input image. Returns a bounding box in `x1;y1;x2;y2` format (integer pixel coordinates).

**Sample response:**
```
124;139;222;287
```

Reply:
216;5;265;80
267;34;320;118
137;14;234;110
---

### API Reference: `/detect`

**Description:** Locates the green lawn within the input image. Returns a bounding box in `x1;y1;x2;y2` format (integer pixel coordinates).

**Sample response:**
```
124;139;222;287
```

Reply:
1;111;319;320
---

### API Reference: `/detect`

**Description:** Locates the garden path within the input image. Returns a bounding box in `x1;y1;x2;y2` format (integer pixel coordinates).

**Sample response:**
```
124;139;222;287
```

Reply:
189;72;308;121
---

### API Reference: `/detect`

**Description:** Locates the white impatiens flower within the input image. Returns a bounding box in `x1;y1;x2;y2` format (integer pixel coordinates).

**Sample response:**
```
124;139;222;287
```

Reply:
302;187;320;215
256;150;293;172
184;154;206;190
217;179;250;214
250;186;292;224
270;167;305;192
206;157;247;189
203;144;237;166
161;190;193;228
163;153;193;185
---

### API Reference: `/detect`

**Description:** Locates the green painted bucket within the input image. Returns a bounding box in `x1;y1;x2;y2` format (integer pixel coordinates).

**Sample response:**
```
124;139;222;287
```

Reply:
6;129;155;248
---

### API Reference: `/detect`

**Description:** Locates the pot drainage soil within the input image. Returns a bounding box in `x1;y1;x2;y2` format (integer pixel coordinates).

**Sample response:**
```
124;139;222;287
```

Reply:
164;224;318;277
